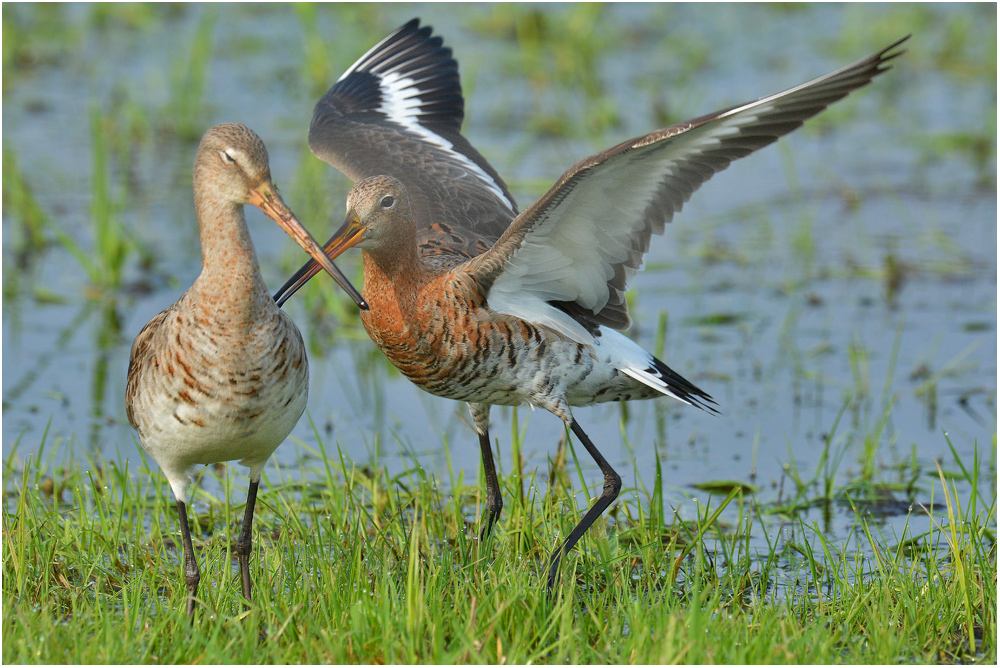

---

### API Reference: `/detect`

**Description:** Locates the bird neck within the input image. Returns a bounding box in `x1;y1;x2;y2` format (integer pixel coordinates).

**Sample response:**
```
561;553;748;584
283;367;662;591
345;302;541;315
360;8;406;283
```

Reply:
360;233;431;316
190;196;270;317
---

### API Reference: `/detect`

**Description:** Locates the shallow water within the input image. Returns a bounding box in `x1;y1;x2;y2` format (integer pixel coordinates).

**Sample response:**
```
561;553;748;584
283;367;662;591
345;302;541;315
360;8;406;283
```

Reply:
3;4;996;553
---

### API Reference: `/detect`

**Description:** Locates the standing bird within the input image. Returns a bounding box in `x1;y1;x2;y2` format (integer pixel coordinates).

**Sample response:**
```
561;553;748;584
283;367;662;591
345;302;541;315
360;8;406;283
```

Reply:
274;21;908;591
126;123;367;617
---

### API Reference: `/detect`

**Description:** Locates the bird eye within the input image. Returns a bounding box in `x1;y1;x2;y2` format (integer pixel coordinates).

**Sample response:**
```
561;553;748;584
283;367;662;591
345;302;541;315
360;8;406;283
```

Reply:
220;150;236;165
380;195;395;209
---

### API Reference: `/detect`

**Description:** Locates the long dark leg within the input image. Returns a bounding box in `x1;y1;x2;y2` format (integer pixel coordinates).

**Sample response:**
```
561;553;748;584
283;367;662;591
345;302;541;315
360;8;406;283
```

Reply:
478;430;503;541
469;403;503;541
235;479;260;606
176;500;200;619
546;419;622;594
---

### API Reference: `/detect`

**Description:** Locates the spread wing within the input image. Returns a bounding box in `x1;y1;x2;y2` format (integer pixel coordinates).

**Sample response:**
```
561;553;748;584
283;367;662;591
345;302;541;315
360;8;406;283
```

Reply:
469;37;908;344
309;18;517;263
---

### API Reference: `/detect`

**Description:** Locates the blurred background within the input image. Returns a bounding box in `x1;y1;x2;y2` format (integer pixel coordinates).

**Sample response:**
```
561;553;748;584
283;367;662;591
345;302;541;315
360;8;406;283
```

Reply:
3;4;996;543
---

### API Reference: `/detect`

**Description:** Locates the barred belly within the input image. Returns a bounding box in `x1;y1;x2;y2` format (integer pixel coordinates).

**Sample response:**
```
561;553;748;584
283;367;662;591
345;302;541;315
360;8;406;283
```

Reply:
129;304;309;471
362;296;634;412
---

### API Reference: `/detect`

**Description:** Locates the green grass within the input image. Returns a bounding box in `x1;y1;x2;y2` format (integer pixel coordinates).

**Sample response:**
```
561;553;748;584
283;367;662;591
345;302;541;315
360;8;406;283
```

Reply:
294;3;336;99
1;4;995;663
27;101;135;297
84;102;132;292
471;4;621;139
165;7;216;142
2;4;79;87
3;428;994;664
2;146;50;255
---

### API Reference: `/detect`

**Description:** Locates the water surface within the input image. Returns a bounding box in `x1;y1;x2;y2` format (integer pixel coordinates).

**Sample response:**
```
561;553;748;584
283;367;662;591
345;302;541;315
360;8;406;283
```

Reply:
3;4;996;558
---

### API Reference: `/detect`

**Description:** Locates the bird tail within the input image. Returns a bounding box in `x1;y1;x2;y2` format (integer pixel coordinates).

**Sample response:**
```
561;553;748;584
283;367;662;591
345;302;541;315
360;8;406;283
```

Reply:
620;356;719;414
600;327;719;414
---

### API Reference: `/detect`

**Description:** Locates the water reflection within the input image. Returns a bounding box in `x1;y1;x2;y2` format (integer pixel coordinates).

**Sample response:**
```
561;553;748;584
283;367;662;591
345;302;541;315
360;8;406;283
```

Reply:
88;298;123;453
1;4;995;553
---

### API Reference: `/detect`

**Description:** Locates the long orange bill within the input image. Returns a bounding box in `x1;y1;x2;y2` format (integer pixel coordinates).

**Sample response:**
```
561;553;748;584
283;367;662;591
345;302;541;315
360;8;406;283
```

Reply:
248;182;368;311
273;210;366;308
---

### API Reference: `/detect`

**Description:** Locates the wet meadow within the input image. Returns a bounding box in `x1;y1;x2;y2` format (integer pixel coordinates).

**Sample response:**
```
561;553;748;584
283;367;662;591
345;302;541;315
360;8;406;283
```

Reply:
2;3;996;663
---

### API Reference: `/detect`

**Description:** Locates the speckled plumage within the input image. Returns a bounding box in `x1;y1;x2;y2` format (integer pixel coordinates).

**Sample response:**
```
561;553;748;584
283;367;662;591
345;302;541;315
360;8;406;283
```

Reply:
285;174;717;594
126;284;309;493
273;21;907;591
349;197;673;417
125;123;362;618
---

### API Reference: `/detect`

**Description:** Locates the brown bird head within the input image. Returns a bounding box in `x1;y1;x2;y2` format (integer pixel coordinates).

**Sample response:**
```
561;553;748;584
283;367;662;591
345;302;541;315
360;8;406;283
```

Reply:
193;123;273;205
328;175;415;260
192;123;367;309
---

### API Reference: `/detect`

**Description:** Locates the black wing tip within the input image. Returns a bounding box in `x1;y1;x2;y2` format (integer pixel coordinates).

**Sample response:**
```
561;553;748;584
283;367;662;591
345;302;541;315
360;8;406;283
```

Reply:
685;392;721;416
650;357;720;415
392;18;441;50
317;15;464;131
881;34;912;58
400;17;422;31
870;34;911;74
